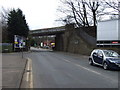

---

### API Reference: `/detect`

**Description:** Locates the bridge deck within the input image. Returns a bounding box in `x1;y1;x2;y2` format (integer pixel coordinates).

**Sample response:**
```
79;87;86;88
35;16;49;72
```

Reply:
30;26;65;36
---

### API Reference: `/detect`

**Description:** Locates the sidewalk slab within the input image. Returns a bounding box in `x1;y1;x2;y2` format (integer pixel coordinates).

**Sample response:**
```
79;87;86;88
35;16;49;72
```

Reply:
2;53;27;88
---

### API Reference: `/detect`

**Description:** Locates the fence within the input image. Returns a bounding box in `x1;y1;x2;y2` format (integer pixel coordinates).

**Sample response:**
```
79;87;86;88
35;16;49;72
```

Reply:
0;43;13;53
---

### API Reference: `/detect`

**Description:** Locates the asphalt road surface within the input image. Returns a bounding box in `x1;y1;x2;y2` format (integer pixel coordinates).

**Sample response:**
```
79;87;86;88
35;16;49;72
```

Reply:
25;47;119;88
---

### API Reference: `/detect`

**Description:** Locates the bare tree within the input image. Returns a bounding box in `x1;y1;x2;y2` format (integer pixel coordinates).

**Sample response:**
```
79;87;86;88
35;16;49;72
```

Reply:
104;0;120;12
0;7;10;27
0;7;10;42
71;0;90;27
57;0;120;27
57;0;106;27
103;0;120;19
85;1;100;26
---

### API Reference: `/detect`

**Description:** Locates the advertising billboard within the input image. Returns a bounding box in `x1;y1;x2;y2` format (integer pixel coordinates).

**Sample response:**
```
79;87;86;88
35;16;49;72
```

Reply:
14;35;26;49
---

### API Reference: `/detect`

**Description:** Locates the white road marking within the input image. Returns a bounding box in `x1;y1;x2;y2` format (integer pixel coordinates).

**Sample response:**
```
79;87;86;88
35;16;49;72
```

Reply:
63;58;117;83
74;64;101;75
63;59;71;63
63;58;101;75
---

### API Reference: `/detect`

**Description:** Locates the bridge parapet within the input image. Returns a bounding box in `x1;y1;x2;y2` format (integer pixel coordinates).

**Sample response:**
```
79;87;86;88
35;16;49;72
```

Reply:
30;27;65;35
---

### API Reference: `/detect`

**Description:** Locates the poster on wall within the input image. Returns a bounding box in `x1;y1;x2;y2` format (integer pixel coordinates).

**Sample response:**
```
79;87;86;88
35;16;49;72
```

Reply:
14;35;26;49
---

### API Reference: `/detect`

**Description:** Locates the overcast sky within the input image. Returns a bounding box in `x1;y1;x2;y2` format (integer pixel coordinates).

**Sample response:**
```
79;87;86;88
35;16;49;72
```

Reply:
0;0;62;30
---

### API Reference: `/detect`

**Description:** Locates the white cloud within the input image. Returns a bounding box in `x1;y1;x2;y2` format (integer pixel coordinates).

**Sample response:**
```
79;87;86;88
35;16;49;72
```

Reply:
0;0;61;30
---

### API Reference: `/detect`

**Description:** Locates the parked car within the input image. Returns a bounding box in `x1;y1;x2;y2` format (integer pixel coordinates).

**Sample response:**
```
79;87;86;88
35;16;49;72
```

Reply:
89;49;120;70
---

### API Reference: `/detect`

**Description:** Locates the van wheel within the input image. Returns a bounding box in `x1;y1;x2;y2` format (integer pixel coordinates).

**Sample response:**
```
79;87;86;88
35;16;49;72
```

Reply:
103;62;108;70
89;59;93;65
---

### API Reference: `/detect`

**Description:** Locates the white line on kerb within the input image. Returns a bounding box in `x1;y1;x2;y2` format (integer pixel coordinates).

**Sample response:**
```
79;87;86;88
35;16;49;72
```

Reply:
26;59;30;82
26;58;33;88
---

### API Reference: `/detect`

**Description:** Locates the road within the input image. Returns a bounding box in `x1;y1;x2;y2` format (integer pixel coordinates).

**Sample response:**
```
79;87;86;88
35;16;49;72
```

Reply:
25;47;119;88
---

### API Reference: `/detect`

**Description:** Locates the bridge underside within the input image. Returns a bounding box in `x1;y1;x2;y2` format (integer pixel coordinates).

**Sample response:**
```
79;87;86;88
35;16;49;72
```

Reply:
55;34;64;51
30;32;64;51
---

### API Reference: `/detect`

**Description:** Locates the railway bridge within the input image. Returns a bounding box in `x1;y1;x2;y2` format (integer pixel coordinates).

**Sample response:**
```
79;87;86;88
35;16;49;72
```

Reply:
30;26;66;51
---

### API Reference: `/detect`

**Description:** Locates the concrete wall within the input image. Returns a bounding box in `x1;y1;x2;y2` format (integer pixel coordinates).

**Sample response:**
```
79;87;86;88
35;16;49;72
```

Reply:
55;34;64;51
62;24;95;55
54;24;120;55
76;27;96;47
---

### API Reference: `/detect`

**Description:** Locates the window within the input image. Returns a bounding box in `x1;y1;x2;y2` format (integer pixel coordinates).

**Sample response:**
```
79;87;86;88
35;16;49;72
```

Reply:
103;50;119;57
97;50;103;57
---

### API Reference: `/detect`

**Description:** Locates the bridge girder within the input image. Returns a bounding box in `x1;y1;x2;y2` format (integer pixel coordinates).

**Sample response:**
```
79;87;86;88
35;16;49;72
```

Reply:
30;31;65;36
29;26;65;36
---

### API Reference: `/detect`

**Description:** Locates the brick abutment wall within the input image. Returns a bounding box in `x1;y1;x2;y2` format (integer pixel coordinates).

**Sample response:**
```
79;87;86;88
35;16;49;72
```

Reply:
55;24;120;55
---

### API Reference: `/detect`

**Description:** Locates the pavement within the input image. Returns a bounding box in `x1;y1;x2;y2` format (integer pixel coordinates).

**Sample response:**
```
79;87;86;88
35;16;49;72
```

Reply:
2;52;27;88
